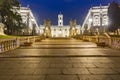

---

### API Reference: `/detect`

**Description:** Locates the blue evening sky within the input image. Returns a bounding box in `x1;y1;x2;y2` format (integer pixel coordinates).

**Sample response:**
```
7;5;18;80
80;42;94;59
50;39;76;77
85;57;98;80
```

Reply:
19;0;119;26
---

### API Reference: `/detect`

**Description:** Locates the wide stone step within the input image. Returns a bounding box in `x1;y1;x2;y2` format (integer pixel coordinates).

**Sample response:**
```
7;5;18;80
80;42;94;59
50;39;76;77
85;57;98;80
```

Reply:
50;37;71;40
1;47;120;58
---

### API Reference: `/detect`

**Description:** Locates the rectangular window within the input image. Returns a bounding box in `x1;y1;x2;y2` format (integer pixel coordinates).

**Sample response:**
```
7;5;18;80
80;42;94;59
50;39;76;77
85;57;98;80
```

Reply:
60;22;61;25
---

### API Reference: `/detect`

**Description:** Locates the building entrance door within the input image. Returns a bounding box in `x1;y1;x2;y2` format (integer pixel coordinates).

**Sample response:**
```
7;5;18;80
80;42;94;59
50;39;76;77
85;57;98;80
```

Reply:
58;30;63;37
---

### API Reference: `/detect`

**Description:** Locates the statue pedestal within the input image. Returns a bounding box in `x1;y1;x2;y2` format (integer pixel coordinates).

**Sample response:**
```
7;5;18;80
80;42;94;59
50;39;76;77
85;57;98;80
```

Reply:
0;23;5;35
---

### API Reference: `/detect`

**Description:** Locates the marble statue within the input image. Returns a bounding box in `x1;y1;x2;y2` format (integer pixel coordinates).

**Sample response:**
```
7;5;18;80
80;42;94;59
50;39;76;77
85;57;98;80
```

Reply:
0;12;2;23
0;23;5;35
43;19;51;38
0;13;5;35
70;19;73;28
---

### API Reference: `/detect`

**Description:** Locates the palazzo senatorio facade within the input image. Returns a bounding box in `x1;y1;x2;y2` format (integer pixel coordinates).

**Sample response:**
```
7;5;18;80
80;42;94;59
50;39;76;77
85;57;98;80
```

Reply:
40;13;81;38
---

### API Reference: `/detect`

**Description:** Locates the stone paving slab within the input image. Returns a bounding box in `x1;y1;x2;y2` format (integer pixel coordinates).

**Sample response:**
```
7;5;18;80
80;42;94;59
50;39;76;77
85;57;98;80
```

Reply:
0;39;120;80
11;75;45;80
45;75;79;80
34;69;62;75
88;68;119;75
112;68;120;73
93;63;120;68
73;63;97;68
0;57;120;80
63;68;90;74
0;76;13;80
78;75;113;80
110;75;120;80
50;64;73;68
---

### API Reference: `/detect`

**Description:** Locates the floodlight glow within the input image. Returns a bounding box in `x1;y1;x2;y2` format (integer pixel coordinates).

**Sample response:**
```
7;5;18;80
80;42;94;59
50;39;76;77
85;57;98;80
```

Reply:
105;21;108;25
73;27;75;30
89;18;93;22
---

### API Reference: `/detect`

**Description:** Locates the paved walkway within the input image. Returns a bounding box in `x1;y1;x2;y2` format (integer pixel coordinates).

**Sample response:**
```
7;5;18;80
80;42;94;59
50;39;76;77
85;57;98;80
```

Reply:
0;39;120;80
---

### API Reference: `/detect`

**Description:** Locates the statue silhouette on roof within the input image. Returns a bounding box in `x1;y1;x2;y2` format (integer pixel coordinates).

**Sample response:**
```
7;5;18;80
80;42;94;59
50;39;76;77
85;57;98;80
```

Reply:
0;11;2;23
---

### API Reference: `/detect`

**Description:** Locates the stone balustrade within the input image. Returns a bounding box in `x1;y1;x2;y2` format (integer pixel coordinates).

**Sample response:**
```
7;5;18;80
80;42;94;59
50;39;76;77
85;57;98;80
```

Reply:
111;38;120;49
82;36;120;49
83;36;97;42
0;39;19;53
0;36;42;53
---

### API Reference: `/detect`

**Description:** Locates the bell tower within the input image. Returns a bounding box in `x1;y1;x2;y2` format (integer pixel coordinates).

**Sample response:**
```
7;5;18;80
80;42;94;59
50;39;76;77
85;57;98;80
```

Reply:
58;12;63;26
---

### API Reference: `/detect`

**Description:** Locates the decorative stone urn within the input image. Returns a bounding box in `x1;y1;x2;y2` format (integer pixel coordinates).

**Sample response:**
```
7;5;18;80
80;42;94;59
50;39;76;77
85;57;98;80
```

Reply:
0;23;5;35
